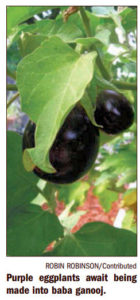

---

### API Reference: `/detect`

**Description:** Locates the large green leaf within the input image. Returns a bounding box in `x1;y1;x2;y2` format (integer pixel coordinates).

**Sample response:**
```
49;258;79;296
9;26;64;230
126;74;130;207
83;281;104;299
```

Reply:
7;6;56;36
17;36;97;172
47;19;83;42
17;36;96;123
8;11;84;46
26;18;83;43
7;204;64;256
7;131;38;211
7;131;63;256
45;222;137;256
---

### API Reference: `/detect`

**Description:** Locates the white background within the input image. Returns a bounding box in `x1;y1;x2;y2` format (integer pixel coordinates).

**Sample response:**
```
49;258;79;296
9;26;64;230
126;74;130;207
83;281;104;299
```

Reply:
0;0;139;299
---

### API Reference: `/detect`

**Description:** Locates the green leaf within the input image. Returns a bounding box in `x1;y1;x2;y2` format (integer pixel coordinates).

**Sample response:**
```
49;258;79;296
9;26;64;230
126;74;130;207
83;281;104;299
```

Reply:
15;12;84;42
76;29;111;48
9;17;83;48
91;7;126;42
95;75;120;93
57;181;90;207
95;29;111;46
7;204;64;256
93;171;119;212
60;211;86;232
119;7;132;19
122;189;137;207
94;172;113;186
20;18;83;43
120;8;137;32
52;21;83;43
45;222;136;256
22;148;35;171
59;202;86;231
7;131;64;256
99;145;136;173
17;36;97;172
122;209;135;232
99;130;117;146
86;11;101;36
7;131;38;211
24;19;55;35
130;50;137;62
87;75;97;106
80;92;97;126
96;135;136;190
45;18;83;42
95;188;118;212
116;169;136;187
91;7;115;16
7;6;57;36
18;32;47;57
60;12;86;36
17;36;96;122
43;182;57;212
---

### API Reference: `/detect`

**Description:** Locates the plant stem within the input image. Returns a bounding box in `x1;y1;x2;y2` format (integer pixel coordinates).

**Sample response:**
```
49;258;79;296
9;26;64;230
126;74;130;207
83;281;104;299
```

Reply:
112;80;137;90
7;92;20;108
79;7;111;81
79;7;92;37
95;49;111;81
7;84;18;91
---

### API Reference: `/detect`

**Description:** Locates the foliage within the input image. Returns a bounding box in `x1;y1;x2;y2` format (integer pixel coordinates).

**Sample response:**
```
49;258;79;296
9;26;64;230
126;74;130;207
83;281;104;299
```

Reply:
7;6;137;256
45;222;136;256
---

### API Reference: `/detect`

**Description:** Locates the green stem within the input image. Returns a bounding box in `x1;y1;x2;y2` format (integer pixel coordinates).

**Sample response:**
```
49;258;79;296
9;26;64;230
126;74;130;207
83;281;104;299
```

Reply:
7;84;18;91
79;7;111;81
7;92;20;108
112;80;137;90
79;7;92;37
111;51;129;64
95;49;111;81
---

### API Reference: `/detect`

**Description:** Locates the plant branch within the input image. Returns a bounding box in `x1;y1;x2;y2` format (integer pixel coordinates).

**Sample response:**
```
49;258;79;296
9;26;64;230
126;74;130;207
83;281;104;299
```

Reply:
7;83;18;91
63;6;80;22
79;7;111;81
95;50;111;81
112;80;137;90
79;7;92;37
7;92;20;108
